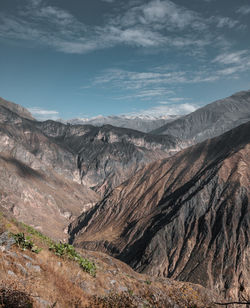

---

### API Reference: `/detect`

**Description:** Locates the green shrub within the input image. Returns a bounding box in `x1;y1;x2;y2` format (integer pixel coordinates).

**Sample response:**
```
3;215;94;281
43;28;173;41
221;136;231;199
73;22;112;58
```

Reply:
78;256;96;277
49;242;96;277
20;223;53;245
11;232;42;254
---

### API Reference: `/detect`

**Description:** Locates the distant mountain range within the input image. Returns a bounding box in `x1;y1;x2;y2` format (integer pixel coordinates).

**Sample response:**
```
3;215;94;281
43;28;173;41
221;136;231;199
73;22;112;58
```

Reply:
151;90;250;142
60;114;179;133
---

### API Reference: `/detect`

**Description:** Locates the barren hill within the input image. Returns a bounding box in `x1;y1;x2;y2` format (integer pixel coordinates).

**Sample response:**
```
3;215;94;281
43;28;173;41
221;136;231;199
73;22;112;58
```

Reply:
151;90;250;143
70;121;250;301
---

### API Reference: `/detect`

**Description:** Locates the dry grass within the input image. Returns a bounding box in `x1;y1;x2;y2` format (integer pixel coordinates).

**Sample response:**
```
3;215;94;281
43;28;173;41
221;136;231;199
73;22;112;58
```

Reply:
0;211;220;308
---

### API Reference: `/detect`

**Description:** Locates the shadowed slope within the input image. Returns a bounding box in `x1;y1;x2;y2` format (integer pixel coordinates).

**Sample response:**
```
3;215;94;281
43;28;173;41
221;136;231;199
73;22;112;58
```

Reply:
35;120;182;196
70;121;250;301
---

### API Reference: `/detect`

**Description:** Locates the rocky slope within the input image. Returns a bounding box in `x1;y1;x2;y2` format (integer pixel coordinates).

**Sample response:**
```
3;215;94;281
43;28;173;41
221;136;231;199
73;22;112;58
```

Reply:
0;98;181;238
0;103;100;239
69;121;250;301
35;121;181;196
0;97;34;121
151;90;250;143
0;213;221;308
63;114;179;133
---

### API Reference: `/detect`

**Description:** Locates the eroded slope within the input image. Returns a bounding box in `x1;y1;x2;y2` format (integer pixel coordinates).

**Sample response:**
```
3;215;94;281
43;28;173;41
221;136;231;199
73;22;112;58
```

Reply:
70;121;250;301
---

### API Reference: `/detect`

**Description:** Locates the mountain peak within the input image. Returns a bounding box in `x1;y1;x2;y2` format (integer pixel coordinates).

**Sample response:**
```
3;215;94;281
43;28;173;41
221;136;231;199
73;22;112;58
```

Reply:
0;97;35;121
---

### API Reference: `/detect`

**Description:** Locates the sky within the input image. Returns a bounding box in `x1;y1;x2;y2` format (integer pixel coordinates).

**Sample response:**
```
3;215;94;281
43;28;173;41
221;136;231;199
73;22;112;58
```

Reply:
0;0;250;120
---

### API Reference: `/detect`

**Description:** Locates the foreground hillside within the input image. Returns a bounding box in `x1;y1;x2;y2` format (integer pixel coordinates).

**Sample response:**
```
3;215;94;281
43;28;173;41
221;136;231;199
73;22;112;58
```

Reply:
0;210;221;307
70;121;250;301
152;90;250;143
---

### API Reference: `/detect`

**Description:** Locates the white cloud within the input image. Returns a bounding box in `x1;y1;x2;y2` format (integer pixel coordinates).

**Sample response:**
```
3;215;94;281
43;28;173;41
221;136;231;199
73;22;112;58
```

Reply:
237;5;250;15
167;97;187;102
28;108;59;115
117;89;174;100
214;17;238;29
29;0;42;7
210;50;250;78
213;50;248;65
130;103;198;117
93;68;220;92
28;108;59;120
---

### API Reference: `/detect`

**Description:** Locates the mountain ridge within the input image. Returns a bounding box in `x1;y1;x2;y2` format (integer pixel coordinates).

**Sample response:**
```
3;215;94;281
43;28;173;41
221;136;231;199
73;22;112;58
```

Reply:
69;120;250;301
151;90;250;143
61;114;179;133
0;97;35;121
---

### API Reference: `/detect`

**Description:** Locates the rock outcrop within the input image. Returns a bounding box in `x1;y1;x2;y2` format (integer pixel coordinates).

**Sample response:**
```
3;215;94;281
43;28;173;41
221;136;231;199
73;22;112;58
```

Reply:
0;97;34;121
70;121;250;301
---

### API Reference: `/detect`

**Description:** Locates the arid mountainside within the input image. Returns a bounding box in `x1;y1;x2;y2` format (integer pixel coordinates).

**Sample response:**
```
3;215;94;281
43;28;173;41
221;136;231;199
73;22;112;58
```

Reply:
151;90;250;143
0;97;34;121
0;104;99;240
0;211;222;308
70;121;250;301
0;98;181;238
35;120;181;196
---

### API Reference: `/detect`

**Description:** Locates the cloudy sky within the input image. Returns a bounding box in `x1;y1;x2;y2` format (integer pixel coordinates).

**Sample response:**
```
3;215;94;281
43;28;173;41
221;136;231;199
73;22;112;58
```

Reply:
0;0;250;120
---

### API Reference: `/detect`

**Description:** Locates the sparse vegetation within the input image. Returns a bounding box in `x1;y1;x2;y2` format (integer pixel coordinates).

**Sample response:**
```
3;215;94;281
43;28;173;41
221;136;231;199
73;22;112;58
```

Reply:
11;232;42;254
20;223;53;245
145;279;151;285
0;213;218;308
49;242;96;277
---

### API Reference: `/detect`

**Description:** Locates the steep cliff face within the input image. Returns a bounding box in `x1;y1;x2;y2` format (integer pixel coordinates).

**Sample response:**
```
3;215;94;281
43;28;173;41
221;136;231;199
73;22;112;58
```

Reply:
35;121;182;196
151;90;250;143
69;121;250;301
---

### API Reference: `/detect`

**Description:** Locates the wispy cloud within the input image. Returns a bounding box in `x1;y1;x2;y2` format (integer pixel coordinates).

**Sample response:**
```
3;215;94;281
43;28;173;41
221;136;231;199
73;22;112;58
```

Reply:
28;107;59;120
237;5;250;15
212;50;250;77
93;68;220;92
117;88;174;100
210;16;239;29
213;50;248;65
90;48;250;104
0;0;243;54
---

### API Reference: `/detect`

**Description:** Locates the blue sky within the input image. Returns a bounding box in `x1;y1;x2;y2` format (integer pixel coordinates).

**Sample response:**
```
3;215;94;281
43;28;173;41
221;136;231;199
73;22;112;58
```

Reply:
0;0;250;120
